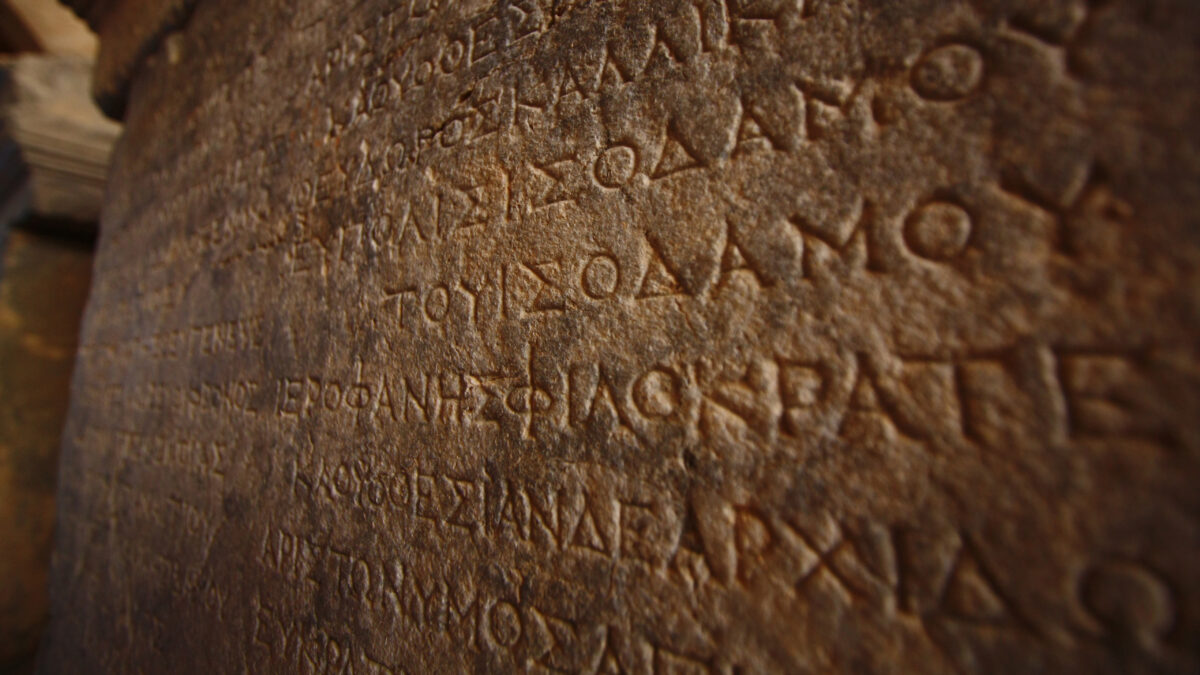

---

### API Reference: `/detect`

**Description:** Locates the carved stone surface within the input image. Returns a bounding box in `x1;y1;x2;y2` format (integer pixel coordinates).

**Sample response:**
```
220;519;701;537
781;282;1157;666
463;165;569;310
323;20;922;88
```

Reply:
40;0;1200;672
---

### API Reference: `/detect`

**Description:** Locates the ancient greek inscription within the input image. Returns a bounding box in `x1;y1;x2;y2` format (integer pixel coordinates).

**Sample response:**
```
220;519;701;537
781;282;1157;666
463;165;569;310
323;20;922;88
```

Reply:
41;0;1200;673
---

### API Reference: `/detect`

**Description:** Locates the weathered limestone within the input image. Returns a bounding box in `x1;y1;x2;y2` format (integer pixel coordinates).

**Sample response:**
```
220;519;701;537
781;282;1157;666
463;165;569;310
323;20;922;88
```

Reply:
40;0;1200;672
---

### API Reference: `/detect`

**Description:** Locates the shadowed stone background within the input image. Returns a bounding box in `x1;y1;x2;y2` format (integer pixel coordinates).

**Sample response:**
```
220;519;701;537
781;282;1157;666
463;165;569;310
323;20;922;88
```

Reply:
0;5;111;672
0;229;91;673
37;0;1200;672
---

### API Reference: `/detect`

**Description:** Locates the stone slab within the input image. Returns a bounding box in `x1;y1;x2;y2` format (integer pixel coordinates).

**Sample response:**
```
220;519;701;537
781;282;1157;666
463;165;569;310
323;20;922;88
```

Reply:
40;0;1200;672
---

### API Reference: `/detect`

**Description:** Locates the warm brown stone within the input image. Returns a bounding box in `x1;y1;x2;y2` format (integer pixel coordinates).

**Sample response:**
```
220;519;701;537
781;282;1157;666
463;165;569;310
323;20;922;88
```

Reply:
40;0;1200;672
61;0;196;118
0;228;91;673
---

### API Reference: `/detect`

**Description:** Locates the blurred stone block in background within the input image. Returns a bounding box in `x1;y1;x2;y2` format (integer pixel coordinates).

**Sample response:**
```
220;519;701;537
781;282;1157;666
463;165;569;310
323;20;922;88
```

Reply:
0;53;119;234
0;0;93;58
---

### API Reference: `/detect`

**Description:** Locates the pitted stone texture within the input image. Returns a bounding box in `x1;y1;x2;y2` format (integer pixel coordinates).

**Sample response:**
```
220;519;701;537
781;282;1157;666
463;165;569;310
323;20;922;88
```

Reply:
40;0;1200;673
